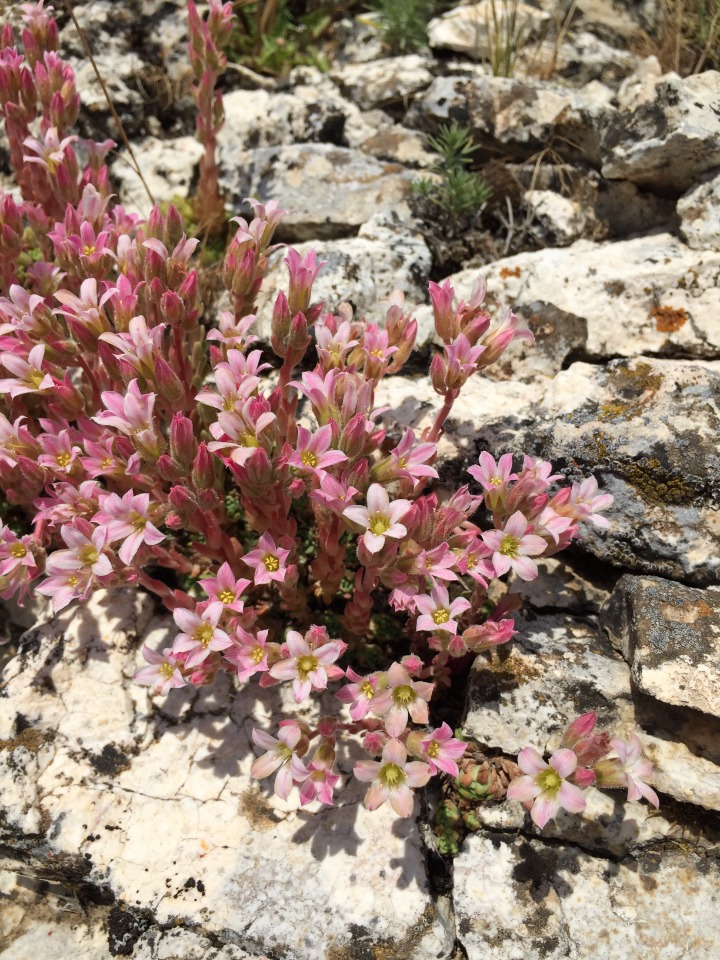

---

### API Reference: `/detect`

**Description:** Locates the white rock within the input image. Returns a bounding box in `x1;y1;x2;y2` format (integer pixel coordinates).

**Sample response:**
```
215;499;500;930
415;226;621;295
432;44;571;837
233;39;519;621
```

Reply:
111;136;204;217
602;70;720;192
428;2;550;59
445;233;720;364
454;833;720;960
523;188;591;246
0;591;452;960
616;55;665;110
331;55;434;110
678;168;720;251
221;144;414;241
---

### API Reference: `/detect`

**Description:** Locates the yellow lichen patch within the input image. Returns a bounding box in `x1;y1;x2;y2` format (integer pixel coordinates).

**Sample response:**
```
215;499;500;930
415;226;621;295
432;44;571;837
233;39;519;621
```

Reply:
652;305;688;333
238;786;277;832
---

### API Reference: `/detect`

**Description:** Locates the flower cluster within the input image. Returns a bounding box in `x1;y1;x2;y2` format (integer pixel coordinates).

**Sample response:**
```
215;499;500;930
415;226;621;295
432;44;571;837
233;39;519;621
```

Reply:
0;2;658;828
507;713;659;828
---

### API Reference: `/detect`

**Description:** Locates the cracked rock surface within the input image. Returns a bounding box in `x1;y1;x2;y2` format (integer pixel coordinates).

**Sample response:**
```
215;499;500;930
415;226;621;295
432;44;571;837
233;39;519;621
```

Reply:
0;592;452;959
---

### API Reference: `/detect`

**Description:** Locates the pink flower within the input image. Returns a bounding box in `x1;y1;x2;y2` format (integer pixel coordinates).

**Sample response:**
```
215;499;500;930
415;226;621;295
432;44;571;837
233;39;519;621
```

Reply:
36;521;113;611
354;738;431;817
336;667;381;721
199;562;251;618
567;476;614;529
310;474;359;514
0;527;36;578
342;483;411;554
207;396;275;465
315;319;358;370
467;452;517;511
250;720;310;800
37;430;82;475
134;645;186;695
414;584;471;635
609;735;659;808
243;532;292;585
292;750;340;807
386;429;438;485
371;661;434;737
93;380;160;455
507;747;587;828
420;723;468;777
0;344;54;398
287;424;347;478
171;605;233;668
226;627;272;681
481;511;548;581
93;491;165;565
269;629;347;702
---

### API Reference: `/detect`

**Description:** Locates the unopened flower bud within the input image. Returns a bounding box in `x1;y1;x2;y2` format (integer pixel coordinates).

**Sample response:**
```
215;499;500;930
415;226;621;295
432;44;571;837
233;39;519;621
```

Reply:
156;453;181;482
430;353;448;395
170;414;196;468
154;356;184;404
191;442;215;491
160;289;185;326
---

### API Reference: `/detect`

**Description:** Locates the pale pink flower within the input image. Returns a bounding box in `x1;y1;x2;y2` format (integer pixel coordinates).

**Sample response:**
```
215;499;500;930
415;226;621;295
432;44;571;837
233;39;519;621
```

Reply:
0;344;54;398
292;752;340;807
206;311;259;351
342;483;411;554
207;396;275;465
243;532;291;585
226;627;272;681
386;429;438;485
250;720;309;800
609;735;659;808
199;563;251;618
414;584;471;635
0;527;36;577
567;476;614;529
507;747;587;829
371;662;434;737
310;474;359;515
468;452;517;510
443;333;485;386
354;738;431;817
171;605;233;669
134;645;186;695
269;629;347;703
92;491;165;565
420;723;468;777
336;667;381;721
99;316;167;379
315;319;358;370
481;511;548;580
93;380;159;453
37;430;82;475
287;424;347;478
23;127;77;173
414;544;458;583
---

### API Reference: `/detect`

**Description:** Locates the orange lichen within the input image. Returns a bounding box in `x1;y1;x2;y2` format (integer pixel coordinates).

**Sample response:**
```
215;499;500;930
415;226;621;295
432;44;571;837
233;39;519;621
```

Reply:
652;305;688;333
499;266;521;279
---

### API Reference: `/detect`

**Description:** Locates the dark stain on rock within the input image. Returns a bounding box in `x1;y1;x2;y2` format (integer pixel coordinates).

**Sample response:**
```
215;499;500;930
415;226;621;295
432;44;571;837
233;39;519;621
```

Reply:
88;743;131;777
107;903;154;956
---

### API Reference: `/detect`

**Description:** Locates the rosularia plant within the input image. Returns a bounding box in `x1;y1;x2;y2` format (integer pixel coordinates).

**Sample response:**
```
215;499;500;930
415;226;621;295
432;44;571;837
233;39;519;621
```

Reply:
0;1;659;827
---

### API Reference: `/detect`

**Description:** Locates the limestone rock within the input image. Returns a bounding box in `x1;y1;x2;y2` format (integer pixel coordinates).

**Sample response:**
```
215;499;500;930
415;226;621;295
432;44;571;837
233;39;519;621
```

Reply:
603;574;720;718
515;357;720;585
454;833;720;960
523;189;592;246
463;611;720;811
331;55;434;110
616;55;665;111
518;30;642;87
444;233;720;367
678;168;720;251
220;144;414;241
410;74;616;166
0;591;451;960
251;212;431;339
111;136;204;216
428;2;550;59
602;71;720;193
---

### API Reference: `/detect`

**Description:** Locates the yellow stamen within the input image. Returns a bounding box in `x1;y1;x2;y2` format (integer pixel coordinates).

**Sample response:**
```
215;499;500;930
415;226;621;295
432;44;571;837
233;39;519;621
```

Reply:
301;450;318;468
297;654;319;678
9;543;27;559
432;608;450;625
426;740;440;759
218;588;235;604
392;684;415;707
194;623;215;648
160;662;174;680
56;452;72;468
263;553;280;572
361;680;374;699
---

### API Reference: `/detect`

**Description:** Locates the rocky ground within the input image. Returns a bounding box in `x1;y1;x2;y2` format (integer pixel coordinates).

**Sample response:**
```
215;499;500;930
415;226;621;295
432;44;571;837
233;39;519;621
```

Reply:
1;0;720;957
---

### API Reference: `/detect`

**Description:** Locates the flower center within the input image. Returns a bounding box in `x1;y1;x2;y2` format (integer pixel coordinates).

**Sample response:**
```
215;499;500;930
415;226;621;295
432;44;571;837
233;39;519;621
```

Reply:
132;512;147;531
77;545;99;566
101;457;114;469
27;369;46;389
250;646;264;664
466;554;477;569
297;654;319;678
301;450;318;468
369;515;389;535
398;457;408;468
499;534;520;557
379;762;405;789
425;557;433;569
241;431;258;447
263;553;280;572
489;477;502;487
432;608;450;625
56;452;72;467
83;244;96;256
426;740;440;759
370;348;384;359
160;661;174;680
67;574;79;587
392;684;415;707
9;543;27;558
218;588;235;604
537;768;562;794
361;680;374;699
194;623;215;648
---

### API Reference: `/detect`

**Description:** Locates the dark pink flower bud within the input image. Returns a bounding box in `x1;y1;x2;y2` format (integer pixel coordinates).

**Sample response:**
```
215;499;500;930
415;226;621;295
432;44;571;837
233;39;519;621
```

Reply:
430;353;448;395
156;453;181;482
170;414;196;468
160;289;185;326
154;356;184;404
191;442;215;491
